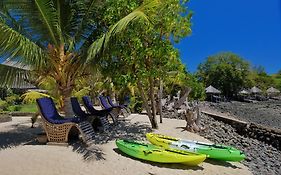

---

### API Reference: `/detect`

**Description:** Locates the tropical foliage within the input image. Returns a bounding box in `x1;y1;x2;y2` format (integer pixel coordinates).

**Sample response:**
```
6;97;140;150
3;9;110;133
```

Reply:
272;71;281;90
0;0;160;115
197;52;281;97
21;91;50;104
248;66;275;91
197;52;251;97
96;0;193;128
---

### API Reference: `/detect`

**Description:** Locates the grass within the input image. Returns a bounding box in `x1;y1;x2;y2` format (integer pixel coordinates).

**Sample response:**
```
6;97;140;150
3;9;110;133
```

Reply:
6;103;38;113
19;103;38;112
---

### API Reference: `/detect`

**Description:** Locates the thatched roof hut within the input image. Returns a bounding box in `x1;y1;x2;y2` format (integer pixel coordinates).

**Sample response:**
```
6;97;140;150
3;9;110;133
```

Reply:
1;61;36;89
205;85;221;94
250;86;262;94
266;87;280;95
239;89;250;95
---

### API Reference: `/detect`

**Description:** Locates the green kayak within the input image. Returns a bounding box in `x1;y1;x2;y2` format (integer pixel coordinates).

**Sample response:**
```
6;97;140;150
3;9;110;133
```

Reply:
146;133;246;162
116;139;206;166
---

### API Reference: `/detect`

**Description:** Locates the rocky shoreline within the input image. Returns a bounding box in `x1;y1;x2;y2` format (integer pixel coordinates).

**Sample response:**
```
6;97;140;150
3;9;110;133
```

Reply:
206;100;281;130
199;113;281;175
162;101;281;175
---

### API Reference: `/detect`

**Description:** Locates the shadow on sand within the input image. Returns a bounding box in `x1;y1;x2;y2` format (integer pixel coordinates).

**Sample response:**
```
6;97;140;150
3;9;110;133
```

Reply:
113;148;204;171
0;123;42;150
0;117;152;162
205;159;242;169
70;119;152;161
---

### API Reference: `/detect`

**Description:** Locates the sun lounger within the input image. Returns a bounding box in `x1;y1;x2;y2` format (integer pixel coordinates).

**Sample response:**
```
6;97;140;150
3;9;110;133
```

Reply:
98;95;126;118
82;96;118;124
36;97;95;145
70;97;111;131
106;96;131;115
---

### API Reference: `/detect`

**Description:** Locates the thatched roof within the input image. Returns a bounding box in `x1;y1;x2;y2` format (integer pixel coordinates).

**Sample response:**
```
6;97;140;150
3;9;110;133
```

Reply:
239;89;249;95
205;85;221;94
266;87;280;94
1;61;36;89
250;86;262;94
10;80;37;89
2;60;31;70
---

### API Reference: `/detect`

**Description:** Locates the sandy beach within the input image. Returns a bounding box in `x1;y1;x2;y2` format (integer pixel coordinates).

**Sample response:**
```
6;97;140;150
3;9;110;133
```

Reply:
0;114;251;175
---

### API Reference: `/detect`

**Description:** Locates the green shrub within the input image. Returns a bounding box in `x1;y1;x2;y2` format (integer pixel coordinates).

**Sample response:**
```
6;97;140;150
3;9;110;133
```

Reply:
0;100;8;111
7;105;22;112
6;94;21;105
129;96;143;113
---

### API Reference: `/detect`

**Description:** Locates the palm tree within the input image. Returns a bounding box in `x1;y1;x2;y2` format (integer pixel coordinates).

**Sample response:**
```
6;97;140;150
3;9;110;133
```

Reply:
0;0;159;115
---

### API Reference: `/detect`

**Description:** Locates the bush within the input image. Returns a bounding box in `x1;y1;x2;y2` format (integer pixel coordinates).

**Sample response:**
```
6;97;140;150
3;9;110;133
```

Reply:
0;100;8;111
129;96;143;113
7;105;22;112
6;94;21;105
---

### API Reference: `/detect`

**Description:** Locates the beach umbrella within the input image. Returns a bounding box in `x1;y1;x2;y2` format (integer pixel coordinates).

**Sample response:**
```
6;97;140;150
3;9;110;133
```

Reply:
239;89;249;95
205;85;221;94
250;86;262;94
266;87;280;94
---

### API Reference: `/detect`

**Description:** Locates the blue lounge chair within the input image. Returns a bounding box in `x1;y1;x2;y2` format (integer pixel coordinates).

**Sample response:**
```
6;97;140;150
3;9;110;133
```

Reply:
106;96;131;115
82;96;117;124
37;97;82;124
36;97;95;144
71;97;111;131
98;95;125;118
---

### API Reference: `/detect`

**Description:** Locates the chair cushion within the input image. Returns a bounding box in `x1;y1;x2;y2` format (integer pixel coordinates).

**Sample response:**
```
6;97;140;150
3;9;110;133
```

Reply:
37;97;80;124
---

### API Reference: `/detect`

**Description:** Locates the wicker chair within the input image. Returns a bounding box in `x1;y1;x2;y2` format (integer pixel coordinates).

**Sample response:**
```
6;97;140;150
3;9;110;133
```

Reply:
36;97;93;143
39;116;77;143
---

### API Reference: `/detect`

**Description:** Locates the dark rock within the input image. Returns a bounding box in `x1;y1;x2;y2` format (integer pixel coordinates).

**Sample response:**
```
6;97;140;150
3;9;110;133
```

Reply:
195;113;281;175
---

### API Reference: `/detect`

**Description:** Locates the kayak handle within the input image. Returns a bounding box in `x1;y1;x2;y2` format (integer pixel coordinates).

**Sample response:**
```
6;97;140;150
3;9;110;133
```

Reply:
143;150;160;155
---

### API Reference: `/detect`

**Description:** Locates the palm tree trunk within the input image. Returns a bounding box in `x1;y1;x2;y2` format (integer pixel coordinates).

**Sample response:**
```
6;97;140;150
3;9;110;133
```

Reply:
137;81;158;129
60;86;74;117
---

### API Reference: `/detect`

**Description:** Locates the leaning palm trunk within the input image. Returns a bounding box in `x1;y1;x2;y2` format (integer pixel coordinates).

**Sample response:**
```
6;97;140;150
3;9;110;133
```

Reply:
137;81;158;129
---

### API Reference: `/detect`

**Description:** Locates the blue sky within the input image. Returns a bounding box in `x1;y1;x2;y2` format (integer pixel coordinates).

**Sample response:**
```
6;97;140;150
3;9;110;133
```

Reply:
175;0;281;74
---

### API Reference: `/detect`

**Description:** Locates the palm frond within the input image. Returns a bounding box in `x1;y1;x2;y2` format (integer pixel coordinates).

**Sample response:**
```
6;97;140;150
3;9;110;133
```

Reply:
0;3;46;48
0;21;47;67
34;0;62;45
3;0;62;46
21;91;50;104
73;86;91;99
59;0;104;51
86;0;160;62
71;1;103;43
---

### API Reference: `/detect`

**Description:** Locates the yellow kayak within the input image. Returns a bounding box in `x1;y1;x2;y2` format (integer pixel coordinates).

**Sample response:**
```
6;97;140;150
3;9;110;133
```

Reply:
116;139;206;166
146;133;246;161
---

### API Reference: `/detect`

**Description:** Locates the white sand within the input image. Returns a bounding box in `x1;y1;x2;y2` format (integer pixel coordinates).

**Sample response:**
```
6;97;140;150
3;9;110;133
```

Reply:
0;114;252;175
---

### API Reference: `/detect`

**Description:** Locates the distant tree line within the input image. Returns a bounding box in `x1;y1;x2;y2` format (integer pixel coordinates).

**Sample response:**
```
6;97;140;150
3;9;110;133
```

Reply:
196;52;281;98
